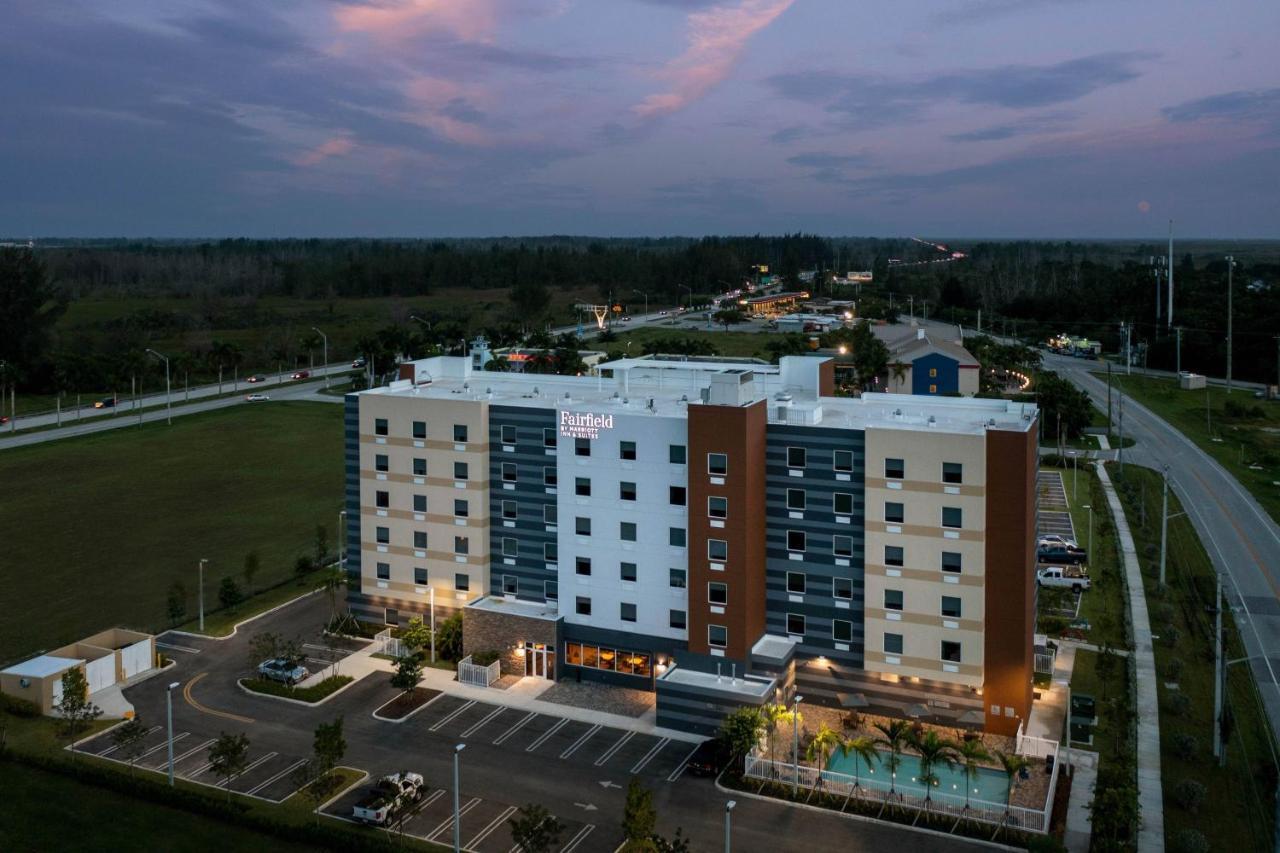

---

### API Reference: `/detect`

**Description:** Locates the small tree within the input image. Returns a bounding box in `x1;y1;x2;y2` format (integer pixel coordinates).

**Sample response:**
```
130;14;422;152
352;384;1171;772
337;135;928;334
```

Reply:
436;612;464;661
208;731;250;801
112;716;149;775
299;761;343;824
165;582;187;626
279;636;303;668
390;655;422;700
911;729;959;803
400;616;431;656
718;706;765;770
313;715;346;777
248;631;282;671
217;576;243;610
835;735;878;787
873;720;912;795
712;308;747;331
805;723;840;789
315;524;330;567
621;778;657;843
509;803;564;853
56;667;103;749
294;554;314;581
995;750;1031;812
322;565;346;624
242;552;260;592
958;737;991;810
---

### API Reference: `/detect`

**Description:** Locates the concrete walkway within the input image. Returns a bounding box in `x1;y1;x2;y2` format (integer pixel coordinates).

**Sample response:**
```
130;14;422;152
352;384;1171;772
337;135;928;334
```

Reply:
1065;762;1097;853
1095;460;1165;852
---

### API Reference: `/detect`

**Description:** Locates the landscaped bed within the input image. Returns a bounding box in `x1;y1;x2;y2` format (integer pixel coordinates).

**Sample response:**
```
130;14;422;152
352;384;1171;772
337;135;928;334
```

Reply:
374;688;440;720
239;675;353;703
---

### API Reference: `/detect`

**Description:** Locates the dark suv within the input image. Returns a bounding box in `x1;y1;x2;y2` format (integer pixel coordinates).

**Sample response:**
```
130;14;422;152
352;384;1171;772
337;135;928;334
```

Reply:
685;739;730;778
1037;544;1087;565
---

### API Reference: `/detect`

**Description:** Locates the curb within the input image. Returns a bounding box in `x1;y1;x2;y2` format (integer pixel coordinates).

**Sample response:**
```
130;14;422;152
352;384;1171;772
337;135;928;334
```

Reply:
307;765;369;812
235;672;368;707
371;689;446;724
168;587;323;642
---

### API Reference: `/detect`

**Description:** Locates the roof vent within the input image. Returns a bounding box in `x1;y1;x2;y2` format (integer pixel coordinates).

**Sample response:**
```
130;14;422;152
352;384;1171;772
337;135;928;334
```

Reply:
564;392;571;399
894;408;902;417
485;387;492;395
927;415;936;426
463;382;470;391
532;386;540;396
647;398;655;411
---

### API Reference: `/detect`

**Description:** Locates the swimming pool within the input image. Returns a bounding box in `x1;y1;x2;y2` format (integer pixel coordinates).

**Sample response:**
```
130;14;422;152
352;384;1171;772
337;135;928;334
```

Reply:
824;748;1010;804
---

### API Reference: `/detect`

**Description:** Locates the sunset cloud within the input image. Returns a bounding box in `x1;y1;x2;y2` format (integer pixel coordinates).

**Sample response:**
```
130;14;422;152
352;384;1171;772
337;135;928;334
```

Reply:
333;0;500;44
295;135;356;166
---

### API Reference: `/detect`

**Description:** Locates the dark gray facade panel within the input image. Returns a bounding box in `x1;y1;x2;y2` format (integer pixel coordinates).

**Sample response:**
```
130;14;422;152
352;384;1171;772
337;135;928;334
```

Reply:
344;394;362;586
487;405;557;601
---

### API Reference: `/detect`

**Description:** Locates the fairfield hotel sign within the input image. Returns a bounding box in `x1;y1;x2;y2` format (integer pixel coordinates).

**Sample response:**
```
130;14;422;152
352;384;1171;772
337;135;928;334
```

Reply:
560;411;614;440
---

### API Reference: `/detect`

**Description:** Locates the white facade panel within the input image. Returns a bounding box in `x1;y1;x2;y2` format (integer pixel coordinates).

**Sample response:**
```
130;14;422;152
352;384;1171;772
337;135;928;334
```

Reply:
85;656;115;694
120;639;152;679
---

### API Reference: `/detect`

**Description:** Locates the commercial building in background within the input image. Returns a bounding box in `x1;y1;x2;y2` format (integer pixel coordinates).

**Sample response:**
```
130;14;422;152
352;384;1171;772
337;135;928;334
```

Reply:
344;353;1038;736
887;329;981;396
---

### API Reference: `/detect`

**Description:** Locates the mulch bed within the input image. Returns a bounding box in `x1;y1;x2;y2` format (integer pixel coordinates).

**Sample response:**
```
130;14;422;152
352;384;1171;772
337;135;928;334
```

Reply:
376;687;440;720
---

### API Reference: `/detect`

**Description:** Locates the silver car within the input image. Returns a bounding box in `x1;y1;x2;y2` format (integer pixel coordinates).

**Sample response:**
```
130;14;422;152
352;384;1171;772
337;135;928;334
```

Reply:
257;658;308;685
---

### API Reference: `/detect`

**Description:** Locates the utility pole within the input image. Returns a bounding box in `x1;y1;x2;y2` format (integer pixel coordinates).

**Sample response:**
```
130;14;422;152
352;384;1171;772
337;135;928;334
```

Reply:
1124;323;1132;375
1106;362;1113;434
1159;466;1169;586
1225;256;1234;394
977;309;982;335
1118;393;1125;474
908;295;914;321
1176;327;1182;375
1213;571;1224;764
1167;218;1175;328
198;558;207;631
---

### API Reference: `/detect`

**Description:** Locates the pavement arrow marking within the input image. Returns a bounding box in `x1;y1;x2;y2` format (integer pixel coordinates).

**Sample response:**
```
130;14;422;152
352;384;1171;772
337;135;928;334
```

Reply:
572;802;598;811
598;780;621;789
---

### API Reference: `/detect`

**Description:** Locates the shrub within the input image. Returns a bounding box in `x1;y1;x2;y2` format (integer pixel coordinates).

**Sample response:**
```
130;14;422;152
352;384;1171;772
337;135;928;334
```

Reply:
471;650;501;667
1162;626;1182;647
1171;733;1198;761
1173;778;1206;813
1164;692;1191;717
1165;658;1184;682
1170;828;1209;853
239;675;352;703
0;693;41;718
217;576;244;610
1152;603;1175;627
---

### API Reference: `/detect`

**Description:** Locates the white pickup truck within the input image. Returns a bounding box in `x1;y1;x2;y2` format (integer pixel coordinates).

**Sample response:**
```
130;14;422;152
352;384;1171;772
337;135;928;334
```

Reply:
1037;566;1091;592
352;772;425;826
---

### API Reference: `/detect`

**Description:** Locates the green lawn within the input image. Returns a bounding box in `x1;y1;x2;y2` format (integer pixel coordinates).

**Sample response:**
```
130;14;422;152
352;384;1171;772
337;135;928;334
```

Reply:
1067;648;1123;758
593;325;775;360
1101;373;1280;522
0;402;343;662
1112;463;1277;852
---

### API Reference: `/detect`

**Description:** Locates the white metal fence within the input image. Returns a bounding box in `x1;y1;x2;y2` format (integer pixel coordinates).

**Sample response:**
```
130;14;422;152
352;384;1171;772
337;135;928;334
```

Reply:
458;655;500;688
374;629;405;659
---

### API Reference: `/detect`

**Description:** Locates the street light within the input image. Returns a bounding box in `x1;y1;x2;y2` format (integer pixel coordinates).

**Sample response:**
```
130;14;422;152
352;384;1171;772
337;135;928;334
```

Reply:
632;289;649;317
792;694;803;797
1225;256;1234;395
679;284;693;311
146;349;171;425
453;743;466;853
724;800;736;853
1082;506;1093;559
166;681;180;786
311;327;328;389
198;558;208;631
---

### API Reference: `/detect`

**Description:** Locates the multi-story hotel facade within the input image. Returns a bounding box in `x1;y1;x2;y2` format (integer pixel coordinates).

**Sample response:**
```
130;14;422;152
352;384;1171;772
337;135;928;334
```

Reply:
345;353;1039;736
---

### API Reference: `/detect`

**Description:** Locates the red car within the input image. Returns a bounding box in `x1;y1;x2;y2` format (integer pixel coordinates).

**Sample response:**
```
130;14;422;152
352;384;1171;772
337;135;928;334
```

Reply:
290;370;311;380
246;374;266;384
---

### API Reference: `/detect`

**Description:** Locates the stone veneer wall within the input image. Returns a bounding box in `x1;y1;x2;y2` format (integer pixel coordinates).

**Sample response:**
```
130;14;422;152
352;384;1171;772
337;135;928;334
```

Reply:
462;606;560;678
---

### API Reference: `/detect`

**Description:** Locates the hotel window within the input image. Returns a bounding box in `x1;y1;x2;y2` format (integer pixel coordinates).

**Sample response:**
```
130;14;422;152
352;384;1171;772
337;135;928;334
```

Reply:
833;577;852;600
503;575;518;595
786;571;806;594
620;521;637;542
455;572;470;592
786;447;806;469
885;457;905;479
786;530;806;553
453;424;468;443
942;507;962;529
576;596;591;616
833;619;853;643
413;494;427;513
620;440;637;461
544;542;558;562
544;467;558;487
501;424;517;445
884;589;903;611
412;420;426;439
545;580;558;600
454;498;468;518
786;613;806;636
566;643;651;677
833;535;853;558
454;536;469;555
619;481;637;501
669;486;686;506
375;490;389;508
501;500;517;520
833;450;854;472
669;568;687;589
375;454;389;472
413;531;427;549
376;526;389;544
885;545;904;567
884;632;904;655
941;641;962;663
707;452;727;476
833;492;854;516
942;462;963;484
669;444;686;464
786;489;806;511
575;516;591;536
376;562;390;580
929;384;937;394
708;582;728;605
575;477;590;496
543;427;557;448
413;457;427;476
708;539;728;561
670;609;687;630
708;496;728;519
885;501;904;523
414;567;427;585
929;367;938;378
575;437;591;457
454;461;468;481
502;537;518;557
942;551;963;573
941;596;963;618
621;561;638;582
374;418;388;436
576;556;592;576
543;505;558;525
620;602;637;623
708;625;727;648
385;607;398;626
669;527;686;548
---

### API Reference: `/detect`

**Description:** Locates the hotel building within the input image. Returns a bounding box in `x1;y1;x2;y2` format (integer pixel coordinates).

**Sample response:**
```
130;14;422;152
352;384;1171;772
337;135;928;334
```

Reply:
344;354;1038;736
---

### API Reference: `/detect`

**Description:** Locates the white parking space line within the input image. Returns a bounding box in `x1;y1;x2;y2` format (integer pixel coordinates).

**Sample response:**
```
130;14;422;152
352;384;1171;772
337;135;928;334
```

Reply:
426;796;480;841
492;712;537;746
430;699;477;732
466;804;517;849
559;724;601;759
461;705;506;738
593;730;635;767
138;732;188;759
247;757;308;796
666;743;702;782
305;657;331;667
156;641;201;654
217;752;277;788
525;717;569;752
629;737;670;774
560;823;596;853
95;725;162;756
167;738;217;767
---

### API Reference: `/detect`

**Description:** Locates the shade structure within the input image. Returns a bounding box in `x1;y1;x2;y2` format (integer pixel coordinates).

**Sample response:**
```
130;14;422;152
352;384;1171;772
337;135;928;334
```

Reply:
837;692;869;708
904;703;931;718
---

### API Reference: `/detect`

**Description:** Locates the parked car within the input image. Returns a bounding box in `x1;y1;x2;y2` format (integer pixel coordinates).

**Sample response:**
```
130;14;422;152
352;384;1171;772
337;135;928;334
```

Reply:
245;393;270;402
1037;534;1078;549
257;658;308;685
352;356;367;368
685;738;730;778
353;772;425;825
290;369;310;380
1037;566;1091;592
245;374;266;384
1037;543;1087;565
94;397;118;409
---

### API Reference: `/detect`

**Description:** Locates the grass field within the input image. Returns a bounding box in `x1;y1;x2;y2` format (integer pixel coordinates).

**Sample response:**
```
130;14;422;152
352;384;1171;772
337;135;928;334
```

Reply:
596;324;779;360
1102;373;1280;523
0;402;343;662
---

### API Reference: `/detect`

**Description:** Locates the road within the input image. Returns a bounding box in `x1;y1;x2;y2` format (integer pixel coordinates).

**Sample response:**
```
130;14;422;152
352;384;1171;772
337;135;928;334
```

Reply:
1047;353;1280;742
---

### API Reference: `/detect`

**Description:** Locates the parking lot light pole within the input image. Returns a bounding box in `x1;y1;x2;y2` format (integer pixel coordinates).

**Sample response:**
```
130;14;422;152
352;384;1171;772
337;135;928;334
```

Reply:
724;800;736;853
430;588;437;664
453;743;466;853
198;558;207;631
146;349;171;425
166;681;180;786
1082;506;1093;560
792;694;803;796
311;327;328;389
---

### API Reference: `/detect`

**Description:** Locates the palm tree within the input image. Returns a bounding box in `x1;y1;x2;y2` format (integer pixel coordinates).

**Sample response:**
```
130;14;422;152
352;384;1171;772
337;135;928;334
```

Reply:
835;735;878;787
910;730;959;803
873;720;911;795
958;738;991;810
763;703;788;766
995;750;1031;813
805;723;840;791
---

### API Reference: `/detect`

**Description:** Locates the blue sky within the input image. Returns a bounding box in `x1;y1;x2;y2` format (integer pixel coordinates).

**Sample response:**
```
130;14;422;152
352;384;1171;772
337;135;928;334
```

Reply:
3;0;1277;237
